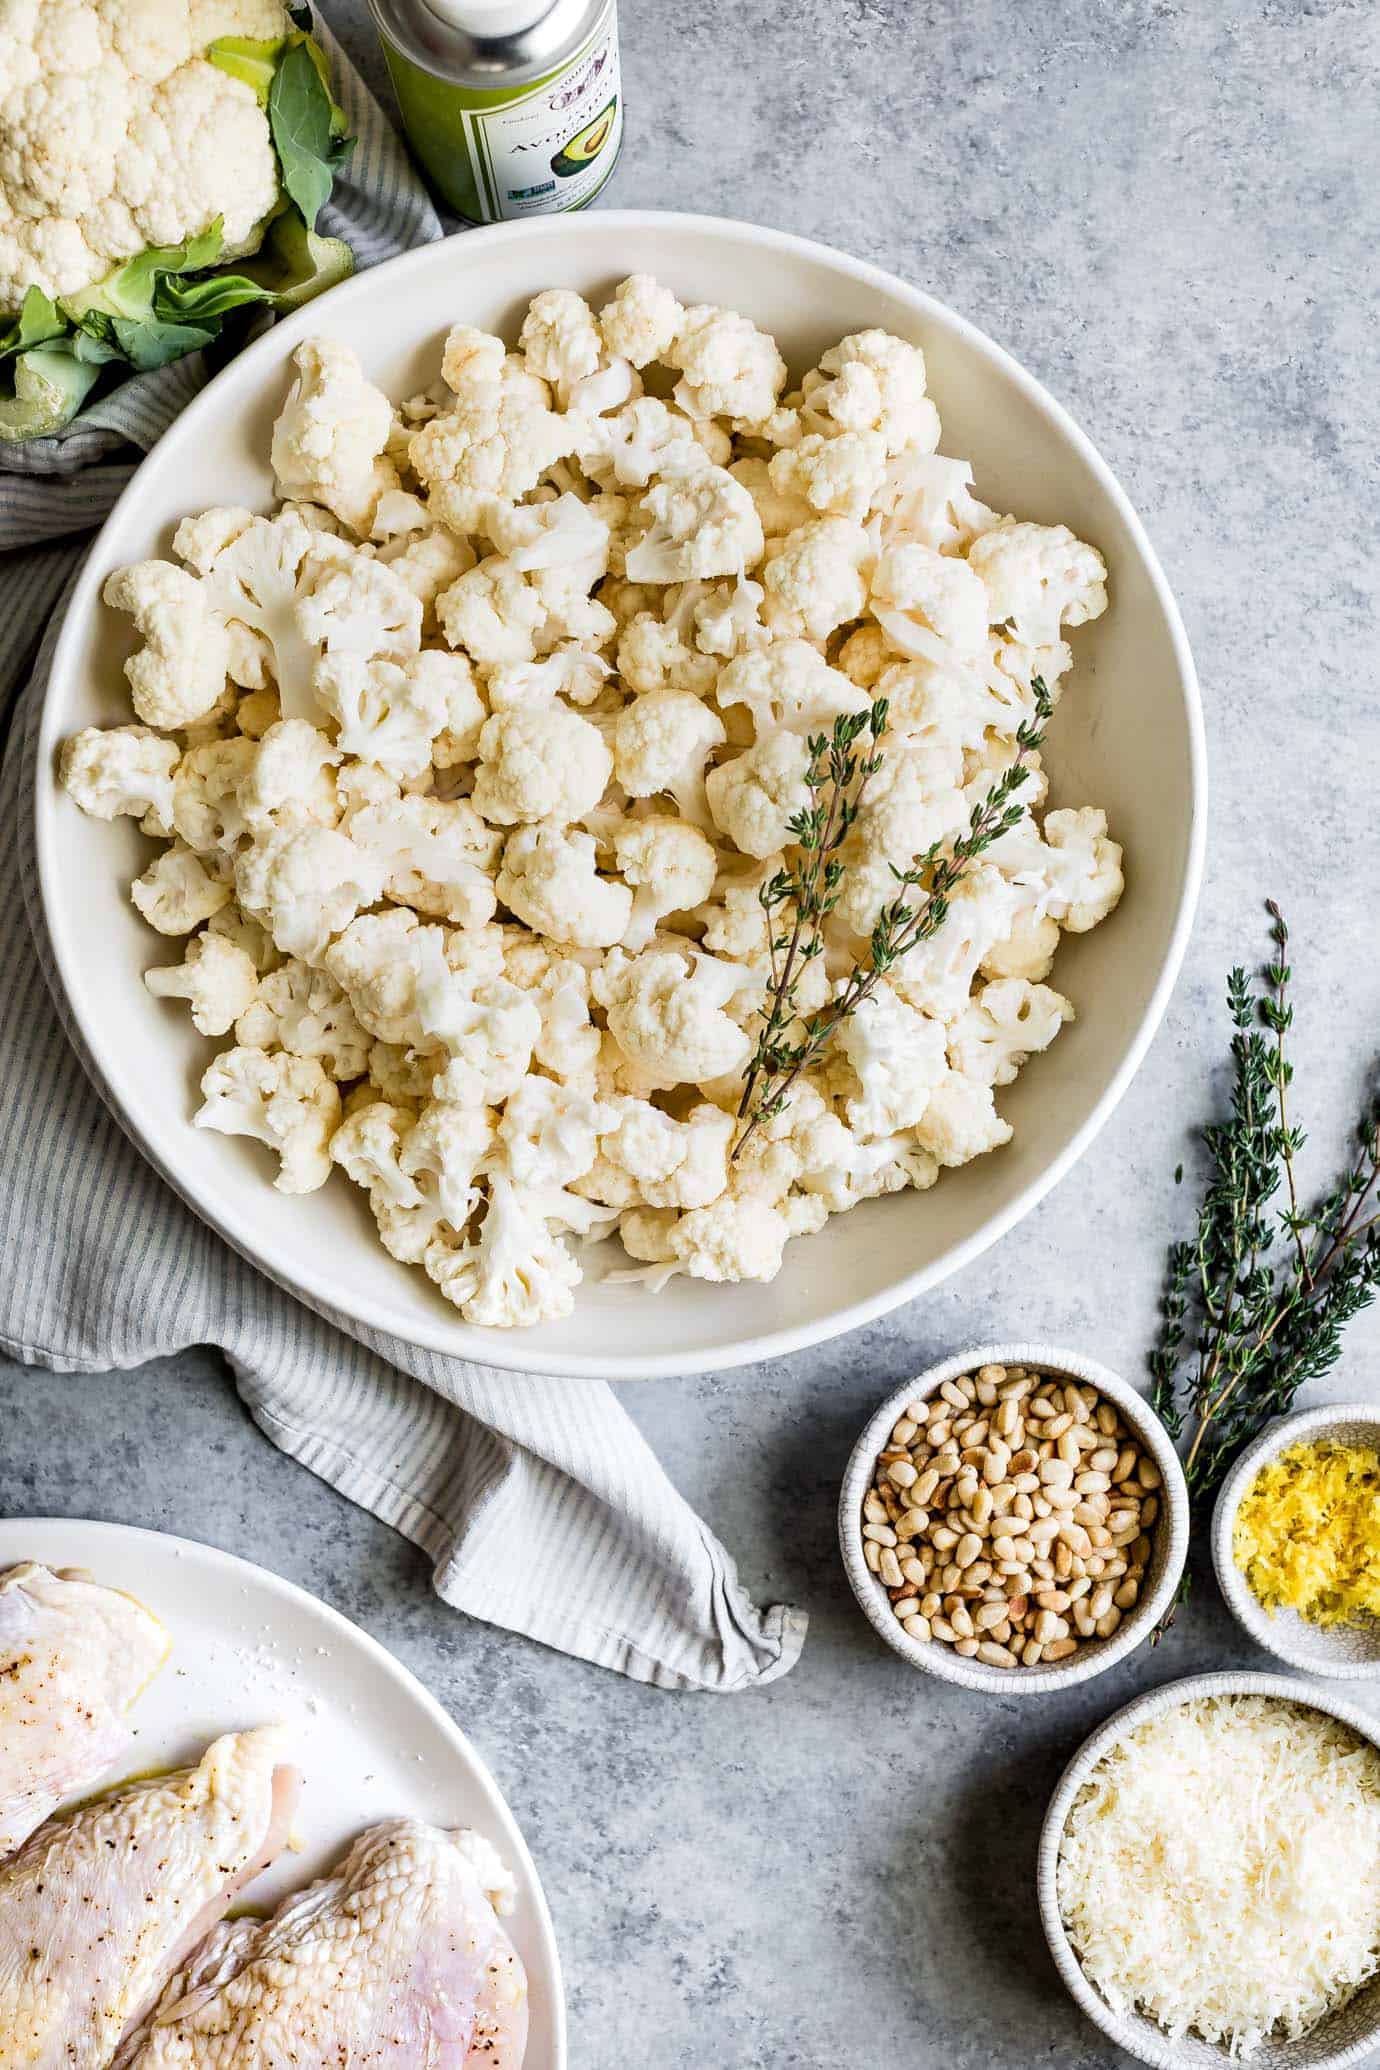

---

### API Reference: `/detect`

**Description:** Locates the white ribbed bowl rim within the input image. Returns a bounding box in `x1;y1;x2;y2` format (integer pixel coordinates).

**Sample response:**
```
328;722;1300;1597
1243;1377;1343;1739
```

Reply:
1211;1403;1380;1681
1037;1670;1380;2069
836;1342;1189;1694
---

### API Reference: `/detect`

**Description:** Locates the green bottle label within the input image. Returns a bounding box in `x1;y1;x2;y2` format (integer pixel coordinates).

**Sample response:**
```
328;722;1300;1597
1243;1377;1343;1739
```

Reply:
379;7;621;224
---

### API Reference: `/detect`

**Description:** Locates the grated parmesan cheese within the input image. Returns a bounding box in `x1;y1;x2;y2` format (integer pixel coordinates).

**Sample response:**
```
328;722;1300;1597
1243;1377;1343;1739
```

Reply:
1057;1695;1380;2058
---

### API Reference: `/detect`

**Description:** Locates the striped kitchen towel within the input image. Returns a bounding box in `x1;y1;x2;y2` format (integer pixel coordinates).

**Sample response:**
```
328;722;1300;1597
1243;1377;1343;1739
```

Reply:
0;27;806;1693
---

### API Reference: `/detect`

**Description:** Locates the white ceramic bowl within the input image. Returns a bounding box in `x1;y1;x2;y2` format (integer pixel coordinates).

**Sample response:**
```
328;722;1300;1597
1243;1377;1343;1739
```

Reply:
1212;1403;1380;1679
35;212;1205;1378
1039;1671;1380;2069
837;1342;1189;1692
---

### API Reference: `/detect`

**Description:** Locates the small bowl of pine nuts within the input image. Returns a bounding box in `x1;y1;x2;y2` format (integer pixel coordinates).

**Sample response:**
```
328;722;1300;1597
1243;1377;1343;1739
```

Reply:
838;1344;1190;1691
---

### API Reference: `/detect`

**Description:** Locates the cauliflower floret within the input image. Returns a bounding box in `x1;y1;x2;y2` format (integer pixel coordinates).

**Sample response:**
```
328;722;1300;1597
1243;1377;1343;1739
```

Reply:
768;430;888;522
519;288;603;402
616;607;718;699
237;718;339;837
493;1076;615;1207
948;978;1074;1087
798;1125;940;1215
832;739;969;935
131;840;230;934
981;909;1060;983
316;649;474;781
613;690;726;826
912;1069;1013;1168
618;1203;680;1263
877;452;1000;555
988;805;1125;932
760;517;871;645
471;706;612;827
234;958;371;1080
667;1195;791;1283
889;864;1022;1021
60;725;178;825
598;274;683;367
172;506;254;576
836;622;889;689
800;329;939;455
424;1173;583;1327
496;824;632;949
966;520;1108;646
586;1097;734;1212
484;491;610;588
577;396;725;491
375;524;476;619
170;738;256;854
715;639;866;738
348;787;500;929
832;981;948;1137
144;929;259;1037
697;863;777;962
705;730;812;861
435;555;548;667
612;815;718;949
270;338;398;537
593;948;752;1090
727;457;813;541
624;465;764;585
194;510;348;717
398;1100;494;1234
103;560;230;729
234;824;386;963
870;541;989;662
692;576;767;661
296;554;423;670
410;344;576;533
207;901;280;976
195;1044;340;1193
667;303;787;427
486;643;609;713
502;935;600;1081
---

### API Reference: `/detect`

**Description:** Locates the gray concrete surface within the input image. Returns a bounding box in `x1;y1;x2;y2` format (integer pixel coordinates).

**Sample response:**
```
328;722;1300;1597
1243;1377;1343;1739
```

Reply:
3;1;1379;2062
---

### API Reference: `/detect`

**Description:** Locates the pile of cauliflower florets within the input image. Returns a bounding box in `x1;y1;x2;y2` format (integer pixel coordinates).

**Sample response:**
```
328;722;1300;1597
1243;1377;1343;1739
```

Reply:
61;274;1123;1330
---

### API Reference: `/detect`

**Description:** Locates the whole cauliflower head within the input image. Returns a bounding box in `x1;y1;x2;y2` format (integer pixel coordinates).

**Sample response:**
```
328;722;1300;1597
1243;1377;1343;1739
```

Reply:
0;12;286;310
195;1043;341;1193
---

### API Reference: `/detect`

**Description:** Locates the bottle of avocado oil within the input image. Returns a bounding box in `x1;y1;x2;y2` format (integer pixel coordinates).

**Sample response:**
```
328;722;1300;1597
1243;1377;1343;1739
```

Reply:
369;0;622;224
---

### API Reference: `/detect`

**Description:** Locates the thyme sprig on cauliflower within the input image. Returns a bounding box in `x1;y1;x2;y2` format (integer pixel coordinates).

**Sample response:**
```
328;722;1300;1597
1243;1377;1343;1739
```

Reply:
737;679;1052;1155
0;0;354;442
61;273;1123;1327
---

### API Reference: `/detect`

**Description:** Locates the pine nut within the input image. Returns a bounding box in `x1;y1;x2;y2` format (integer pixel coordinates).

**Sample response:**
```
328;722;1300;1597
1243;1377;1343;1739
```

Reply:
975;1602;1007;1630
901;1614;932;1641
954;1637;980;1657
1021;1638;1044;1665
920;1592;942;1618
864;1540;881;1572
887;1458;918;1488
913;1467;940;1505
891;1416;918;1445
978;1640;1017;1668
1057;1430;1081;1466
1034;1588;1072;1613
931;1617;959;1643
900;1557;927;1586
892;1596;920;1620
1114;1577;1140;1610
863;1522;897;1546
1137;1456;1162;1489
950;1605;975;1640
1042;1637;1078;1660
1095;1606;1122;1639
940;1379;967;1409
879;1548;902;1587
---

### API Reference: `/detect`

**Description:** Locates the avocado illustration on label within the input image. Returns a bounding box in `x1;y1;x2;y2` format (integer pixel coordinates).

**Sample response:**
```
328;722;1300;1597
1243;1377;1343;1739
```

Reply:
551;97;617;178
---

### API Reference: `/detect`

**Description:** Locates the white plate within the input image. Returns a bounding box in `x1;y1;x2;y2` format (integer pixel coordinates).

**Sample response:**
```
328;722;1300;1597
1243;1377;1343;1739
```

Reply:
36;209;1206;1377
0;1518;565;2069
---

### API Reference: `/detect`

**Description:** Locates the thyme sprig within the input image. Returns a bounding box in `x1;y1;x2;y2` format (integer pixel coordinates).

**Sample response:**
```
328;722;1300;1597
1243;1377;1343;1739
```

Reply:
734;677;1053;1157
1151;900;1380;1521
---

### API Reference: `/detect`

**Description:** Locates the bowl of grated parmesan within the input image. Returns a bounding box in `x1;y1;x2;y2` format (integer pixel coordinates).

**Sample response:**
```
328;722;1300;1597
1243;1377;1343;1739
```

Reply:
1039;1673;1380;2068
1212;1404;1380;1681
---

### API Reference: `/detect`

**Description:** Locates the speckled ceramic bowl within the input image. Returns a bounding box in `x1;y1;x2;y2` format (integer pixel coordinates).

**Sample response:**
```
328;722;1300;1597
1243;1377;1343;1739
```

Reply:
1212;1403;1380;1681
1038;1671;1380;2069
837;1342;1189;1694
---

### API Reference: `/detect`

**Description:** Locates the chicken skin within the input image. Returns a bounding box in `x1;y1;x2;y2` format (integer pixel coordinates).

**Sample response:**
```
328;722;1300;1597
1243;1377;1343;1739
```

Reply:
0;1727;300;2070
118;1819;529;2069
0;1561;170;1857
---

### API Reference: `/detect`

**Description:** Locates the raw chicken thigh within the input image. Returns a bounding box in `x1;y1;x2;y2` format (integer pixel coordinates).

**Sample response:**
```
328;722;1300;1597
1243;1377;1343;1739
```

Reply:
0;1727;300;2070
0;1560;169;1856
118;1819;529;2068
